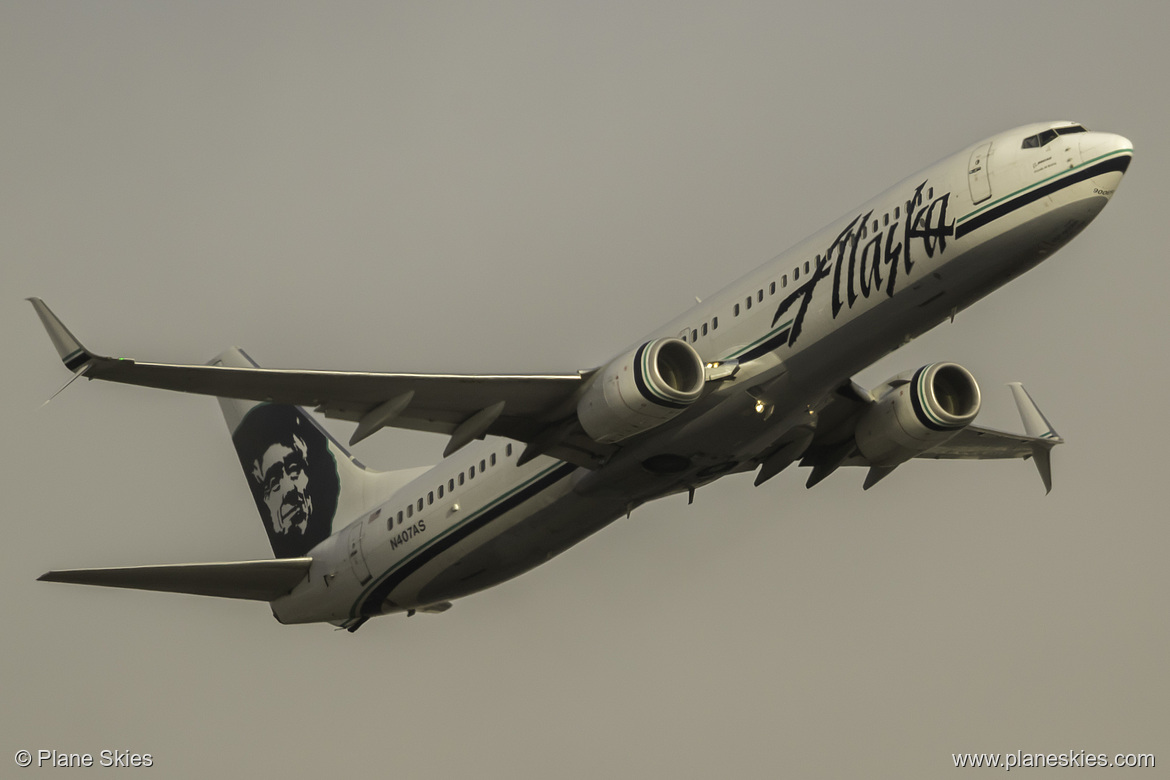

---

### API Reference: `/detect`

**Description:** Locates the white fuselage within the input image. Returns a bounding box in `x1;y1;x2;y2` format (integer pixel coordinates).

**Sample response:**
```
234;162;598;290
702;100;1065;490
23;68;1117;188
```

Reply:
272;124;1131;628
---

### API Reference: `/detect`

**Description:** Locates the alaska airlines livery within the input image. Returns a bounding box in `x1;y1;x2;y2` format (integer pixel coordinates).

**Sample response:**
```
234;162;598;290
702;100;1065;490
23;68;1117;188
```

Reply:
31;122;1132;631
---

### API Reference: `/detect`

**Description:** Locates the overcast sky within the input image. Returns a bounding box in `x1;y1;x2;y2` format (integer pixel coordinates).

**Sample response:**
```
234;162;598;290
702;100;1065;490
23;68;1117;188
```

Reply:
3;2;1166;777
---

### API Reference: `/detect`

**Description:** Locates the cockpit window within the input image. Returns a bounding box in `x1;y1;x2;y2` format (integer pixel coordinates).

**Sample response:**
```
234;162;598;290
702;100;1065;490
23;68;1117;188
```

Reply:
1021;125;1086;149
1022;130;1058;149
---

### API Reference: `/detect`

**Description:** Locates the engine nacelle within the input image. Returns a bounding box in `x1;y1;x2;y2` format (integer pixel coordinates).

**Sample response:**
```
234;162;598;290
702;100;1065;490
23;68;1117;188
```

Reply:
854;362;981;466
577;338;706;444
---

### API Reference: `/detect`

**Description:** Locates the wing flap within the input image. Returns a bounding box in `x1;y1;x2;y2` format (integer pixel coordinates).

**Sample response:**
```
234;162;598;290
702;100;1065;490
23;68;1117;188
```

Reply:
916;425;1048;460
38;558;314;601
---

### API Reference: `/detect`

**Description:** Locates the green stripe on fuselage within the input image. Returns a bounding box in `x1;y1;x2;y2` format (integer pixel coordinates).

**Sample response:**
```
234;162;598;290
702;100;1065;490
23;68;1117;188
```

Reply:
348;462;567;619
724;318;793;361
957;148;1133;226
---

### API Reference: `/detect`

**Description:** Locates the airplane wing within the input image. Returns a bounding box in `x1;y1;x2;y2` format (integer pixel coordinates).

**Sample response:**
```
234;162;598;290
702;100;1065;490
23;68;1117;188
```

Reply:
913;426;1056;459
29;298;614;467
795;380;1062;492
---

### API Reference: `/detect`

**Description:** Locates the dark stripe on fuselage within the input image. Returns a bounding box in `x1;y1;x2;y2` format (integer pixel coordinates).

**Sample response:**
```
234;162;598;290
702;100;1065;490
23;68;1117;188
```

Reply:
735;328;791;363
632;342;688;410
955;155;1131;240
355;461;578;617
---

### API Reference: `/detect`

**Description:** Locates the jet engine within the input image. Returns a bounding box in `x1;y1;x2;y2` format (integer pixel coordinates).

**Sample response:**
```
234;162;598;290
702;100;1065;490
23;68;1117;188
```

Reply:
577;338;705;444
854;362;980;466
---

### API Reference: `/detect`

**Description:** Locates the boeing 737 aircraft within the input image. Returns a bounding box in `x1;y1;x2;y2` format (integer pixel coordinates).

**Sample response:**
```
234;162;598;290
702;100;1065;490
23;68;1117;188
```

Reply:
31;121;1132;631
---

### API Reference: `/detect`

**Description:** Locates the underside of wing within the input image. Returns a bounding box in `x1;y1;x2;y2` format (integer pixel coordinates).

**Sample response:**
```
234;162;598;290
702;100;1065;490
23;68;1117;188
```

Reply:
29;298;614;467
94;355;601;456
772;374;1062;492
915;425;1054;459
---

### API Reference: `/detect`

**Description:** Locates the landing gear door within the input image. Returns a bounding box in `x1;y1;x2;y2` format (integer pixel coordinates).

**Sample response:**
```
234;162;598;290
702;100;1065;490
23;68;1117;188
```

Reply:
968;142;992;205
346;520;373;585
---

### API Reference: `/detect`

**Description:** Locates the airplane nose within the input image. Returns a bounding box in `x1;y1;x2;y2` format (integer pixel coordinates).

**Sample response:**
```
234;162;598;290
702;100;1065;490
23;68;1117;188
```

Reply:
1078;132;1132;201
1081;132;1133;167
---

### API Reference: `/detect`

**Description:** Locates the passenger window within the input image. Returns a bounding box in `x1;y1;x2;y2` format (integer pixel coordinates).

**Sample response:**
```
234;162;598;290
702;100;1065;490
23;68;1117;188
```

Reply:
438;485;444;498
782;274;787;287
480;459;486;472
872;220;878;233
397;511;403;525
734;303;740;316
490;453;497;466
407;505;413;518
469;466;475;479
701;323;707;336
428;491;433;505
745;297;751;310
793;267;800;281
417;498;423;511
506;443;513;456
894;206;900;219
691;329;698;341
712;317;718;330
804;261;810;274
769;282;775;295
883;213;889;226
757;290;763;302
458;473;465;485
449;478;455;491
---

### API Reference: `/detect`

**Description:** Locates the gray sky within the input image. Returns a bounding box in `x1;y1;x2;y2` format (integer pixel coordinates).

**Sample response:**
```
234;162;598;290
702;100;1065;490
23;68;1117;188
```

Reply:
3;2;1166;777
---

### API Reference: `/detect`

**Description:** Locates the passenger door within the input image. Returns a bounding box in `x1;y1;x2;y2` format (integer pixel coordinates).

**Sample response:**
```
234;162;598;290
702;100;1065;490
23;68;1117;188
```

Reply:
345;520;373;585
968;143;992;205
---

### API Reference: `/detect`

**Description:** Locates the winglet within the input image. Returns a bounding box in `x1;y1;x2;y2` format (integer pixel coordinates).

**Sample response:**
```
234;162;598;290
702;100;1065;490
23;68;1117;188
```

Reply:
1030;446;1054;495
1008;383;1060;494
27;298;94;372
1008;382;1062;444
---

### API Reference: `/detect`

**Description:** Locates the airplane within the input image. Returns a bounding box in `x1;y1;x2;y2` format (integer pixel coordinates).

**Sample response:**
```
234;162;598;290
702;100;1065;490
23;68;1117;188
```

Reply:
30;121;1132;631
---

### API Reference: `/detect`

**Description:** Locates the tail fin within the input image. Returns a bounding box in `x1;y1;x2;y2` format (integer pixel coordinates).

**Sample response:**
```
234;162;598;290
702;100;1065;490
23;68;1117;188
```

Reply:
213;348;425;558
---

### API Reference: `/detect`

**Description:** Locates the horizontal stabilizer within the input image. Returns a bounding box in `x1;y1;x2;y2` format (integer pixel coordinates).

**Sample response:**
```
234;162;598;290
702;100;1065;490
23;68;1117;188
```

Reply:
38;558;313;601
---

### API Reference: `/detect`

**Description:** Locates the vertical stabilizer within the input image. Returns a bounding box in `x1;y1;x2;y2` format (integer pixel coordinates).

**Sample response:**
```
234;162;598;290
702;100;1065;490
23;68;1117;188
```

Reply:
212;348;427;558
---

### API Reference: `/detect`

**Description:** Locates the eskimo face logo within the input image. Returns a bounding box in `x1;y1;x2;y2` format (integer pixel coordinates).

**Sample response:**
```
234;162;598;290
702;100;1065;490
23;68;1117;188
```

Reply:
254;433;314;537
233;405;340;558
